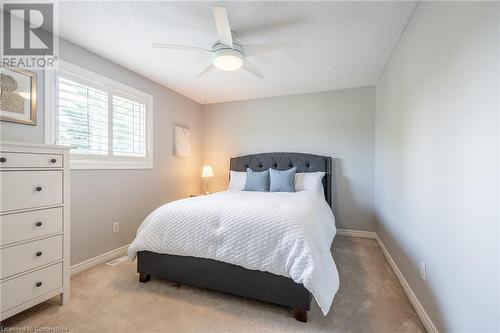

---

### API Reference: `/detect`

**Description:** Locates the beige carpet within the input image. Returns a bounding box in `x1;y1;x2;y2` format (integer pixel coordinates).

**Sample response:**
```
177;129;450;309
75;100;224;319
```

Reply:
4;237;425;333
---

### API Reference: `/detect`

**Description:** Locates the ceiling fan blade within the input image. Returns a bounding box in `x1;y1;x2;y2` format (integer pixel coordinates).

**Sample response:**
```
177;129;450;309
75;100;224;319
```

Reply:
242;41;300;56
241;58;265;79
197;64;216;78
212;7;233;48
152;43;211;53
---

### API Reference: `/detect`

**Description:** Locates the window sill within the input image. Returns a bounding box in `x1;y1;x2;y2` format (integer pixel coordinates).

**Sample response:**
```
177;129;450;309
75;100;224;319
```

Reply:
70;159;153;170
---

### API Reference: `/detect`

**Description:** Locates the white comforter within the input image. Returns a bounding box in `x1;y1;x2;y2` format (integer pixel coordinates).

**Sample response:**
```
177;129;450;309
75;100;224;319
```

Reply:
128;190;339;315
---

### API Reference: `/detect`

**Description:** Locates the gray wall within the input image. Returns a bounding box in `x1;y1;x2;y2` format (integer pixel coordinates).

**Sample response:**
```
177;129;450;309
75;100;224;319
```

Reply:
1;39;203;265
202;87;376;231
375;2;499;332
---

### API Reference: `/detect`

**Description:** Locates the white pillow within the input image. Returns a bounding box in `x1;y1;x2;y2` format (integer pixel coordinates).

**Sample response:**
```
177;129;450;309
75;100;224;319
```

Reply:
294;172;326;195
227;170;246;191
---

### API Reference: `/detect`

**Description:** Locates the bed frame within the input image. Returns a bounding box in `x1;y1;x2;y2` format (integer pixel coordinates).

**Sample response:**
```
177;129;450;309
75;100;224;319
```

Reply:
137;152;333;322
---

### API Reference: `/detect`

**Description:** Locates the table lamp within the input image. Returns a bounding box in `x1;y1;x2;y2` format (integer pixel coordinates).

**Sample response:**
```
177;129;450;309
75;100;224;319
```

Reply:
201;165;214;194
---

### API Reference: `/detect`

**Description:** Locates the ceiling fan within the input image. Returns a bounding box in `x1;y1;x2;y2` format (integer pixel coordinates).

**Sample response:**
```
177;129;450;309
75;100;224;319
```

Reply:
152;7;300;79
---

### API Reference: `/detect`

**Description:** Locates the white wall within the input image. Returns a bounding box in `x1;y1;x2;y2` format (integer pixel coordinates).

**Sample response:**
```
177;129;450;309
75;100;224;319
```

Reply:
375;2;499;332
202;87;375;231
1;39;203;265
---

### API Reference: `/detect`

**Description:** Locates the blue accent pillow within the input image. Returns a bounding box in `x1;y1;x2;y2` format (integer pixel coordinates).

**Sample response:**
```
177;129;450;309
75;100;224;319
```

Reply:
269;167;297;192
243;168;270;192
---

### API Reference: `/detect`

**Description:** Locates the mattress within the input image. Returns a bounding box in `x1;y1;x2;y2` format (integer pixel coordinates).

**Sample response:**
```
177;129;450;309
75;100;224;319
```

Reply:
128;190;339;315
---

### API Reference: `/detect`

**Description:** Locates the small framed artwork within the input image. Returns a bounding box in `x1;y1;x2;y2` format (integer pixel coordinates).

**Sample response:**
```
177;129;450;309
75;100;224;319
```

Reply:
174;126;191;157
0;66;37;125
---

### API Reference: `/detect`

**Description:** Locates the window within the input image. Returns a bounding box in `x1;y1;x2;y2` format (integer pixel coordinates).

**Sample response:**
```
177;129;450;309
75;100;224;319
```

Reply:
57;77;108;156
112;95;146;157
45;61;153;169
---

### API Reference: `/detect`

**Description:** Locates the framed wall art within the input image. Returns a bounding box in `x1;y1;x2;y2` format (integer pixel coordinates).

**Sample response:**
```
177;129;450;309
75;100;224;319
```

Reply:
174;125;191;157
0;66;37;125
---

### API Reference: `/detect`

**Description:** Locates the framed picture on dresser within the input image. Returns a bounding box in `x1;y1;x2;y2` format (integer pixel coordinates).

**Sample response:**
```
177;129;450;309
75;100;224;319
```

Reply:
0;66;37;125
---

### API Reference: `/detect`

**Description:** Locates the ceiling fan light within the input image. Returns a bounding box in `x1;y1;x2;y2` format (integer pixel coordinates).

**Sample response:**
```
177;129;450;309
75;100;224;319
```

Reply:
213;49;243;71
214;54;242;71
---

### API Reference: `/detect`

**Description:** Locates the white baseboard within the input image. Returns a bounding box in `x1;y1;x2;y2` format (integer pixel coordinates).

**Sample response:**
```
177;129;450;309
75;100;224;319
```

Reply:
339;229;438;333
70;243;130;276
374;235;439;333
337;228;377;239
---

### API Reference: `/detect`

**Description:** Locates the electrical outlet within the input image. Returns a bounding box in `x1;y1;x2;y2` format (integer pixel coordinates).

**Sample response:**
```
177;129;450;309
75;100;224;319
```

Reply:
420;261;426;281
346;209;352;219
113;222;119;233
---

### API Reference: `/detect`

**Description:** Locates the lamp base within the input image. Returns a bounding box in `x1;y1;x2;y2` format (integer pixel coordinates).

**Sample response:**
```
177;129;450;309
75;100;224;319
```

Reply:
205;179;210;195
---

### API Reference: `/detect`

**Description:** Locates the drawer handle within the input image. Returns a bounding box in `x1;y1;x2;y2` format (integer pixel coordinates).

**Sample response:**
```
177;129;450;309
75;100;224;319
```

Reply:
35;186;42;192
35;281;42;287
35;221;43;227
0;157;6;163
50;158;57;163
36;251;43;257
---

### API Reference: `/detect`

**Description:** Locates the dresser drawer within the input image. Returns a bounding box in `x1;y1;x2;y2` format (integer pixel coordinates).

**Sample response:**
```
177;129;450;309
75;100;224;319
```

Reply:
1;235;63;279
1;171;63;212
1;208;63;246
1;263;62;313
0;152;63;169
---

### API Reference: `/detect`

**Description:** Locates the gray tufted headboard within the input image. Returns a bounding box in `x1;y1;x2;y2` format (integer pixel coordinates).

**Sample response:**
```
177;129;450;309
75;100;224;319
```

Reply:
230;152;333;208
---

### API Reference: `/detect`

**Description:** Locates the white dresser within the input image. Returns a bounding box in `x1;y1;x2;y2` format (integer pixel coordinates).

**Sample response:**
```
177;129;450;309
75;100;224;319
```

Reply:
0;142;70;320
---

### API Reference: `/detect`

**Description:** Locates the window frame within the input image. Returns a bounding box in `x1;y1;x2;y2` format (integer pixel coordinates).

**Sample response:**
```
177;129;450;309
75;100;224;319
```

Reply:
45;60;154;170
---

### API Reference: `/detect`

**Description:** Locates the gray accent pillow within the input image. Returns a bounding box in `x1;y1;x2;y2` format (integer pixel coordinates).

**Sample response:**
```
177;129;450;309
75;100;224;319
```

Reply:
243;168;270;192
269;167;297;192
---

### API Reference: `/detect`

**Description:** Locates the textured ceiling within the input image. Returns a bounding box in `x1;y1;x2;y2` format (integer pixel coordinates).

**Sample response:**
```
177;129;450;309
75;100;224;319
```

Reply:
58;1;416;104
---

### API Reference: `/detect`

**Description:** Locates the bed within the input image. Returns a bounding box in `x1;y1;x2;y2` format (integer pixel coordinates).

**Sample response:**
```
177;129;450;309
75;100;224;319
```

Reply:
128;152;338;322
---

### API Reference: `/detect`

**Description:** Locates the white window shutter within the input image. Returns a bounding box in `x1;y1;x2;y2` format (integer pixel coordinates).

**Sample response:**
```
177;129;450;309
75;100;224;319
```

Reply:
52;61;153;169
57;77;108;155
112;95;146;157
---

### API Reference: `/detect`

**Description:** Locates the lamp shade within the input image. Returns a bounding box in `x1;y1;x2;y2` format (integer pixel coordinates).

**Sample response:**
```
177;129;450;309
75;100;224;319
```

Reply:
201;165;214;178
